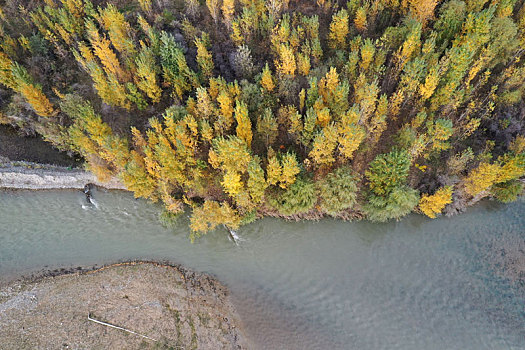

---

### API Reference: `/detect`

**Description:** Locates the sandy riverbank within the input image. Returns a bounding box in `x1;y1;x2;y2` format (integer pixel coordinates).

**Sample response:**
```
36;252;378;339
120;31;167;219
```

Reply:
0;159;126;190
0;261;248;349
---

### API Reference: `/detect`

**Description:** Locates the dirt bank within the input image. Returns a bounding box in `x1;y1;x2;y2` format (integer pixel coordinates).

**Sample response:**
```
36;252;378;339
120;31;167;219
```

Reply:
0;125;79;167
0;262;248;349
0;159;126;190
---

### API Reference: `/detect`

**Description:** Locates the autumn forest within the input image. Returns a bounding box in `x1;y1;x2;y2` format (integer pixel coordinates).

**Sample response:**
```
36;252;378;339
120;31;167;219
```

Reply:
0;0;524;238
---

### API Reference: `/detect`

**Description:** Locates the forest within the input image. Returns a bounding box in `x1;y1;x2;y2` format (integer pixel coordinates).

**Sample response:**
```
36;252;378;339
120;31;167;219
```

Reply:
0;0;524;239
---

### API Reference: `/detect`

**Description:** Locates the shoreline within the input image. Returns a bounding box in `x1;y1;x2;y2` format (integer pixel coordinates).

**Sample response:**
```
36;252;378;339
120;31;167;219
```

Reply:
0;159;126;190
0;260;248;349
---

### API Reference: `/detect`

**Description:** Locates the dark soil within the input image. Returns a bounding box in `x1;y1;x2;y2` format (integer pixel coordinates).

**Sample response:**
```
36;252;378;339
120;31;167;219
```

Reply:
0;125;80;167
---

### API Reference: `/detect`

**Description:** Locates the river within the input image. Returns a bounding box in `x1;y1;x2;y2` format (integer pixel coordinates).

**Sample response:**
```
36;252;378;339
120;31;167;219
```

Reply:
0;188;523;349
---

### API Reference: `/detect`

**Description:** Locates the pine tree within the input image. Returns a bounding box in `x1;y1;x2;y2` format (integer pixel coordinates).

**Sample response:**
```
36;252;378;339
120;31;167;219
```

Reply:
317;167;358;216
366;150;411;196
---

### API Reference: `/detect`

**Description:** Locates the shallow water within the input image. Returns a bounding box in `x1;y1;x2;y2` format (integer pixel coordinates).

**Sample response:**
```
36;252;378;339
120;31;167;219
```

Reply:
0;188;524;349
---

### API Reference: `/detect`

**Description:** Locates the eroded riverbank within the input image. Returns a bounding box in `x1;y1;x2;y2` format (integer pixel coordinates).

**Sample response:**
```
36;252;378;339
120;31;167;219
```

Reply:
0;261;247;349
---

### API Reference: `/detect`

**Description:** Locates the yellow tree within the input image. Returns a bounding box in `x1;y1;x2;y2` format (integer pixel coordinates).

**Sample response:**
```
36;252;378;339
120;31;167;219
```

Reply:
210;136;252;173
266;153;282;186
280;152;300;189
309;124;338;166
19;83;55;117
99;5;136;56
256;109;278;147
11;63;54;117
206;0;220;23
260;63;275;92
354;6;367;32
408;0;438;25
463;162;501;197
86;20;128;81
276;44;296;77
189;200;241;239
418;186;453;218
135;46;162;103
216;90;235;133
235;101;252;148
222;0;235;26
337;108;366;160
247;156;268;203
222;171;243;197
328;9;349;49
195;33;214;79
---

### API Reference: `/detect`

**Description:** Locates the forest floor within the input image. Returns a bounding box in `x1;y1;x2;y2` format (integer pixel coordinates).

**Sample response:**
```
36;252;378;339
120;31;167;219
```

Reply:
0;262;248;349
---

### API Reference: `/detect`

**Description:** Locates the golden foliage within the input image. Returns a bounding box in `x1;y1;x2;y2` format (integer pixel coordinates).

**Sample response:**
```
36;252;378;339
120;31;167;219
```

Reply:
19;83;54;117
337;108;366;160
222;0;235;25
280;152;300;189
463;162;501;197
189;200;241;237
222;171;243;197
276;44;296;76
99;4;135;55
309;124;338;166
260;63;275;92
235;101;252;148
135;46;162;103
266;154;282;186
328;9;348;49
419;186;453;218
354;6;367;32
195;34;214;79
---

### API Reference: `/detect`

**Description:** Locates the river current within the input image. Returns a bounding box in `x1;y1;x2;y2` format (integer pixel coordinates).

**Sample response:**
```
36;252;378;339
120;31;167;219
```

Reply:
0;188;524;349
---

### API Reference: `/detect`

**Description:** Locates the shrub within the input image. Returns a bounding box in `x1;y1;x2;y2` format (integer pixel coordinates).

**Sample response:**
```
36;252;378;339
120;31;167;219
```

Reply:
492;180;523;203
366;150;411;196
317;167;358;216
270;177;316;216
364;186;420;222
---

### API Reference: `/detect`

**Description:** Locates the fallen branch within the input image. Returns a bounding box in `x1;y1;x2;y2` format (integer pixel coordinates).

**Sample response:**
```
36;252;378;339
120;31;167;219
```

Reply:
87;313;157;342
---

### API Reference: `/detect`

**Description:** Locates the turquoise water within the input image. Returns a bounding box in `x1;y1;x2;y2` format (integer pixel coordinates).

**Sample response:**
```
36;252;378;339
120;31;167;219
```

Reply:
0;188;524;349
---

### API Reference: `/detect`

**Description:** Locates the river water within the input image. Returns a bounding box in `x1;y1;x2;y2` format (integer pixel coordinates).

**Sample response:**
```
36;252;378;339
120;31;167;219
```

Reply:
0;188;524;349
